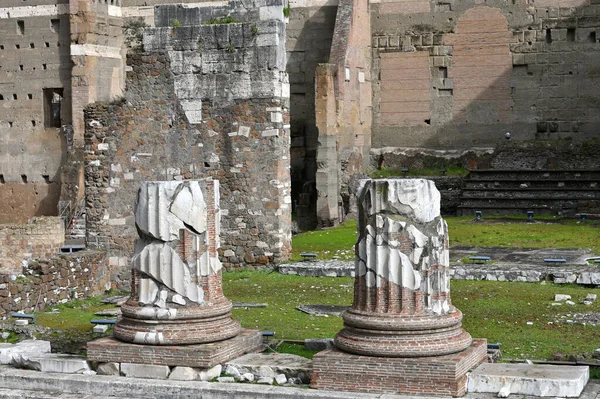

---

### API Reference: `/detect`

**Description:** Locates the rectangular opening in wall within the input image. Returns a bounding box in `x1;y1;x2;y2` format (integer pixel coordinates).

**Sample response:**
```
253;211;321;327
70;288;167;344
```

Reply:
546;29;552;43
15;44;20;49
30;43;35;49
438;88;453;96
42;175;50;183
0;175;4;184
439;67;448;78
567;28;575;42
17;20;24;35
21;175;28;183
590;31;597;43
43;88;63;128
50;19;60;33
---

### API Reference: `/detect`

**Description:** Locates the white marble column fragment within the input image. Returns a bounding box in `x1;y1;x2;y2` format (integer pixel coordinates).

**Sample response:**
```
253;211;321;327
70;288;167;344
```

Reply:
114;178;240;345
335;179;472;357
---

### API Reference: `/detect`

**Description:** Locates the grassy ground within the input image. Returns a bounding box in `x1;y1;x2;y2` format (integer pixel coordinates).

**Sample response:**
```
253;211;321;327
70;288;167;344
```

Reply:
291;216;600;261
224;270;600;361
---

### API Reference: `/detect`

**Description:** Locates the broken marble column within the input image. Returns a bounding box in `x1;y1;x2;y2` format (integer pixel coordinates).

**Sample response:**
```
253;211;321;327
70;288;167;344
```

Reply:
114;179;240;345
334;179;472;357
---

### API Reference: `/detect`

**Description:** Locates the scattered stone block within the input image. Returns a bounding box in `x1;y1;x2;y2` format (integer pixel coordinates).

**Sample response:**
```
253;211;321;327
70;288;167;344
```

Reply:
555;294;572;301
217;376;235;383
169;366;197;381
15;320;28;326
468;363;589;397
275;374;287;385
120;363;169;379
198;364;222;381
96;362;120;375
226;352;311;383
0;340;51;365
224;364;241;380
13;353;91;374
241;372;254;382
586;294;597;302
93;325;108;333
257;376;274;385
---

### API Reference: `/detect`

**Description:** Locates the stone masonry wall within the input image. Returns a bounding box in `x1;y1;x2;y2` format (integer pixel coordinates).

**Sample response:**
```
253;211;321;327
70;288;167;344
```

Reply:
0;251;108;318
85;1;291;283
371;0;600;151
0;217;65;271
314;0;371;225
286;0;338;230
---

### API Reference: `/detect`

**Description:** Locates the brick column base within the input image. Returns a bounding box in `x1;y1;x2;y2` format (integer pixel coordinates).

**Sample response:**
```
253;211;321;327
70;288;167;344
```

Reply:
87;328;263;368
311;338;487;397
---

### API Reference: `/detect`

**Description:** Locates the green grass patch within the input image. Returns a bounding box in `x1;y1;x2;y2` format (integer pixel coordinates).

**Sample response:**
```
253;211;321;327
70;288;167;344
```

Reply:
224;271;600;361
35;297;117;332
453;280;600;360
291;220;357;261
447;216;600;252
225;270;353;340
270;342;319;359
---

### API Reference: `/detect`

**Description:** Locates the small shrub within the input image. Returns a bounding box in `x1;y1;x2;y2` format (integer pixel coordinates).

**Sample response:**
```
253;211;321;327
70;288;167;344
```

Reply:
203;16;240;25
172;19;182;27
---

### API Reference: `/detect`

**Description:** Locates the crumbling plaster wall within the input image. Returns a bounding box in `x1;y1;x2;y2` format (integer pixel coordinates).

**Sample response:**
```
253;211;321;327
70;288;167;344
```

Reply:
85;1;291;284
0;1;71;223
370;0;600;156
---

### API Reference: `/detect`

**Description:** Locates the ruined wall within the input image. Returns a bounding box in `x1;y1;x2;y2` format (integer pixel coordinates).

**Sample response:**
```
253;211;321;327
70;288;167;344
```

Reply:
0;217;65;271
286;0;338;229
0;1;71;223
0;251;108;317
314;0;371;225
85;1;291;280
371;0;600;153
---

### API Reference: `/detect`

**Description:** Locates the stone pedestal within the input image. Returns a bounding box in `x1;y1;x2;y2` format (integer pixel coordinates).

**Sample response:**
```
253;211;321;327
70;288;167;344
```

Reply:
88;179;262;366
311;179;486;396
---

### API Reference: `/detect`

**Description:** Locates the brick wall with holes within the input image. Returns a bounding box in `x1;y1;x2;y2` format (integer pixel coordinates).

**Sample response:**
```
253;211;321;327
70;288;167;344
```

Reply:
0;217;65;271
371;0;600;154
0;251;108;317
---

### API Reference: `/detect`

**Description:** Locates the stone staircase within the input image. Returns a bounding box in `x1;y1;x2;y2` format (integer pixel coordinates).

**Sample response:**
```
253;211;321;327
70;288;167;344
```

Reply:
457;170;600;216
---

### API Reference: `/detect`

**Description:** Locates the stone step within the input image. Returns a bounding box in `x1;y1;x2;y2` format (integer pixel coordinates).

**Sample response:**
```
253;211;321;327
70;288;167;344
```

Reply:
462;190;600;199
467;363;589;398
467;170;600;180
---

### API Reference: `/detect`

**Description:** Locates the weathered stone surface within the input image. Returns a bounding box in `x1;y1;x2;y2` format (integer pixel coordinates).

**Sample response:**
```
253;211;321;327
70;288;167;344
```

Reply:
0;340;51;365
555;294;572;301
93;325;108;334
199;364;222;381
120;363;169;379
169;366;197;381
468;363;589;397
96;362;120;376
226;353;311;383
12;354;90;374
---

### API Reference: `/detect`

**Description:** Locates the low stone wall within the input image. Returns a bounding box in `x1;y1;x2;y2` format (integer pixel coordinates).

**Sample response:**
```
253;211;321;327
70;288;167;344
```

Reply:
0;217;65;271
0;251;109;318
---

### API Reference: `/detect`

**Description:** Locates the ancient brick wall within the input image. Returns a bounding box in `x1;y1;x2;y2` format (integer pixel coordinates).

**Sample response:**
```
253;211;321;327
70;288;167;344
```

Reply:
0;251;108;317
0;217;65;271
314;0;371;225
0;1;71;223
371;0;600;153
84;1;291;281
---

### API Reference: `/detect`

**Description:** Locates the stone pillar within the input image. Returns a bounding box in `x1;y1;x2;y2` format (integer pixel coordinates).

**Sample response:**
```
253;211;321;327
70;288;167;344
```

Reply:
113;179;239;345
311;179;487;397
335;178;471;357
88;178;262;367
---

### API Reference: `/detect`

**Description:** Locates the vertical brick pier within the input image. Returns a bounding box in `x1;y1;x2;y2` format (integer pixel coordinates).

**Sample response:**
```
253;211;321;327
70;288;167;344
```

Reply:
311;179;486;396
88;179;262;367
